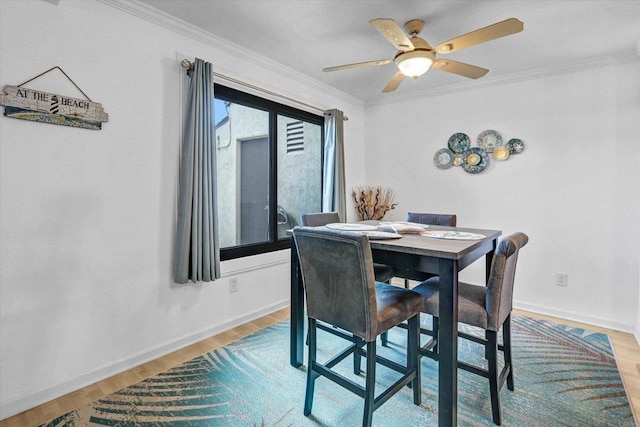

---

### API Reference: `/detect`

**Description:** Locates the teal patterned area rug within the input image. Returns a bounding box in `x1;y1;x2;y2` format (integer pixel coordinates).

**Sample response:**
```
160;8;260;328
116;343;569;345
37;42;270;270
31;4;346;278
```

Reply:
42;314;635;426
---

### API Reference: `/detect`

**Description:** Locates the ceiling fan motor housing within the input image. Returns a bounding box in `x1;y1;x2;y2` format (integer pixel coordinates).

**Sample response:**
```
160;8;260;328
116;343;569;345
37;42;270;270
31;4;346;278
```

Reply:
394;36;435;59
394;36;436;77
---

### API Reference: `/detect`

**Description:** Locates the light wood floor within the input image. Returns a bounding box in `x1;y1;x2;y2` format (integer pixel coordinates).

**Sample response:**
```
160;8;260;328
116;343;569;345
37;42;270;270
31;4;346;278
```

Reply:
1;308;638;426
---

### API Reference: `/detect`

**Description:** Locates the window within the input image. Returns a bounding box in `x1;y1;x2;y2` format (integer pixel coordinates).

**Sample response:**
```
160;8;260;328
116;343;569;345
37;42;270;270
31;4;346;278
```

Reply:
214;85;324;260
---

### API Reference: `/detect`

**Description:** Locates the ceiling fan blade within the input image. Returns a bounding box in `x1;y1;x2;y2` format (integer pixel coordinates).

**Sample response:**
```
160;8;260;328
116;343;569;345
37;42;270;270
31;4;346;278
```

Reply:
432;59;489;79
435;18;524;54
323;59;393;72
382;71;405;93
370;18;415;51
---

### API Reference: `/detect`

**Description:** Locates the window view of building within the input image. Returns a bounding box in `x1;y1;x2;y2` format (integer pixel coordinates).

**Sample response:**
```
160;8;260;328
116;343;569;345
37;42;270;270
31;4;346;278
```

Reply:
214;85;323;259
276;115;322;239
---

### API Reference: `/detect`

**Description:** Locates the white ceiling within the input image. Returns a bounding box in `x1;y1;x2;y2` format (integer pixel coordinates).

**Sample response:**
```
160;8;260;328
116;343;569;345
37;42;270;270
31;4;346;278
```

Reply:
137;0;640;102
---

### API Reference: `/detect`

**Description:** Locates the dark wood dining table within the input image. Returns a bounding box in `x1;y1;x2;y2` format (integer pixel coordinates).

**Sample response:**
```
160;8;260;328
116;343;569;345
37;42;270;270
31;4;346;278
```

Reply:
289;223;502;427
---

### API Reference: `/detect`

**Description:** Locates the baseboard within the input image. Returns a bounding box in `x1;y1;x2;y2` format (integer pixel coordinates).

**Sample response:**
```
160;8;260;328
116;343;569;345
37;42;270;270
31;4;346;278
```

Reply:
0;299;289;420
635;324;640;346
514;300;636;334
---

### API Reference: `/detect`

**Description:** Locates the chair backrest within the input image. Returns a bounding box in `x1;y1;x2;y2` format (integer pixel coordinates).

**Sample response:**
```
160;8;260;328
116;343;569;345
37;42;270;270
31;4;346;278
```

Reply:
300;212;340;227
486;232;529;330
407;212;457;226
292;226;378;341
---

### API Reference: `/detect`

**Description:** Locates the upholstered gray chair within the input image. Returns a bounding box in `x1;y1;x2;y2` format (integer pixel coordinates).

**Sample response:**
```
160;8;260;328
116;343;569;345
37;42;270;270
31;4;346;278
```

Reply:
412;232;529;425
300;212;395;283
396;212;457;286
292;226;423;427
300;211;340;227
406;212;458;226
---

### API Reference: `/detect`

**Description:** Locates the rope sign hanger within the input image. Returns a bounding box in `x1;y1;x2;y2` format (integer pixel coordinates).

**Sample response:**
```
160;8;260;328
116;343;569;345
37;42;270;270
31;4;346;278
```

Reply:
17;66;93;101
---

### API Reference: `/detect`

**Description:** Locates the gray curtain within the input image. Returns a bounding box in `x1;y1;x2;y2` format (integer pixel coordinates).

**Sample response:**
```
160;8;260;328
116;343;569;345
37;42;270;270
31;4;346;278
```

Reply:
322;109;347;221
174;58;220;283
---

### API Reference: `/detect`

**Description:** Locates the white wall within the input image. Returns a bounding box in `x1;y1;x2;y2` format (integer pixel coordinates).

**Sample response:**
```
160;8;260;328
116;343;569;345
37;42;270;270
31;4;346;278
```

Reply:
364;61;640;332
0;0;365;418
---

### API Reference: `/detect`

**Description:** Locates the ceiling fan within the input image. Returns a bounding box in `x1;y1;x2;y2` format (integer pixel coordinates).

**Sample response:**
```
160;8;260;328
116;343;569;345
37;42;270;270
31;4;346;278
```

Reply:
323;17;524;93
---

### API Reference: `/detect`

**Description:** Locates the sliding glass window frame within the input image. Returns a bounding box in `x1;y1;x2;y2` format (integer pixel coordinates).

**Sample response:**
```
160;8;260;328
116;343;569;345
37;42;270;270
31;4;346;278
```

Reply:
214;84;324;261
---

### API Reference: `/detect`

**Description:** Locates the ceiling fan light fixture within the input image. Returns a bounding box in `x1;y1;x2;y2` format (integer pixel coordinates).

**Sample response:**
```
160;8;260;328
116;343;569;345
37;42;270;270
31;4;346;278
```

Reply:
395;50;435;77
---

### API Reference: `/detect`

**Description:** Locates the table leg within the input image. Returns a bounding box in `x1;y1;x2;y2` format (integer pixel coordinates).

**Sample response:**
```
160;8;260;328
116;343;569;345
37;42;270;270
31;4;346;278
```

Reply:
290;237;304;367
438;258;458;427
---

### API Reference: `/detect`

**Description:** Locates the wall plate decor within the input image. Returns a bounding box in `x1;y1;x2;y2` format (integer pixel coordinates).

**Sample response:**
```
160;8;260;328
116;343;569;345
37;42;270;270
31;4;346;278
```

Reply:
493;145;510;161
0;66;108;130
434;148;454;169
452;153;466;166
447;133;470;153
507;138;525;154
462;147;489;174
434;130;526;174
477;129;503;152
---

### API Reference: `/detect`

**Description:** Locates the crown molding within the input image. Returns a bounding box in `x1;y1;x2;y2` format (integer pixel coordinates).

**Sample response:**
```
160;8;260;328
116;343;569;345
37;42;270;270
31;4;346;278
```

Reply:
96;0;364;108
367;49;640;107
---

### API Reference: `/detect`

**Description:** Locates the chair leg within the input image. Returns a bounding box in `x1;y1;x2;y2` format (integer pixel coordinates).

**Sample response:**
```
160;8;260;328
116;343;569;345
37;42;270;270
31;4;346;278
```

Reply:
381;280;392;347
381;330;389;347
408;315;421;405
486;330;501;425
432;316;439;353
503;314;514;391
354;336;364;375
304;319;317;416
362;340;376;427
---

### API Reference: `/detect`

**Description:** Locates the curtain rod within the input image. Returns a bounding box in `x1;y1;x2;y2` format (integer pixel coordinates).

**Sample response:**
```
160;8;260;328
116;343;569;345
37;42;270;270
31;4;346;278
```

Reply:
180;59;346;119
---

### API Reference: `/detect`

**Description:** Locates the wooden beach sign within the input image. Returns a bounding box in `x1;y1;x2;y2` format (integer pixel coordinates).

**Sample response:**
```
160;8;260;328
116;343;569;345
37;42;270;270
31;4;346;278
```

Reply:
0;85;109;130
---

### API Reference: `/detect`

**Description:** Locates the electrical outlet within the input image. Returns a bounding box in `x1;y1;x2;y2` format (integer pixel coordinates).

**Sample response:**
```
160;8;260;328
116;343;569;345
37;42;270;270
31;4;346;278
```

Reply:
229;278;239;293
556;273;568;287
